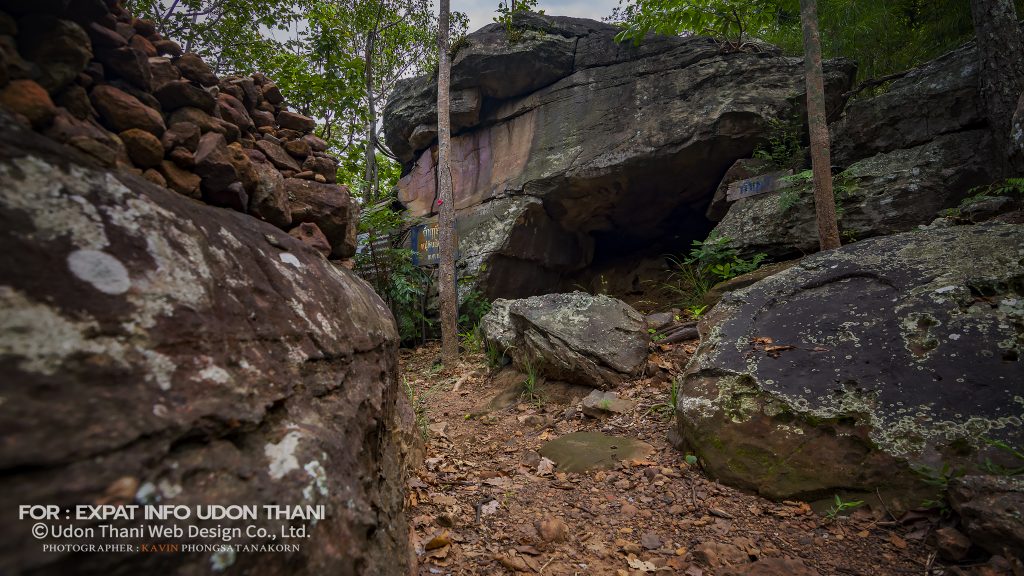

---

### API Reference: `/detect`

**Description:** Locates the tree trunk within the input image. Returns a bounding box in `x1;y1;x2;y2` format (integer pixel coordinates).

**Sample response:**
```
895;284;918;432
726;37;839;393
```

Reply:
970;0;1024;175
437;0;459;365
799;0;840;251
364;33;379;201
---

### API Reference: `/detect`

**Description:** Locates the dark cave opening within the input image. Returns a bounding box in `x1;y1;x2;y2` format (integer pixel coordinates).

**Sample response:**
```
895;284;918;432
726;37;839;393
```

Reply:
561;198;717;313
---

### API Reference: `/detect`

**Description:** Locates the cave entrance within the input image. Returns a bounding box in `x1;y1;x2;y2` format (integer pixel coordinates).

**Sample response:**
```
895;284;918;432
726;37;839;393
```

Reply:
561;198;716;314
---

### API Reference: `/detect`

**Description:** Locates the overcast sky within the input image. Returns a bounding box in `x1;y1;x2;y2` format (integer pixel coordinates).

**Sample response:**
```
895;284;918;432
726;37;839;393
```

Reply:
460;0;621;32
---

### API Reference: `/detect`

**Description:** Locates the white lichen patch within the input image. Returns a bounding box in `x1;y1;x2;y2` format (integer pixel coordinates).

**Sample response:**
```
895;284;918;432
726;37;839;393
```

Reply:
279;252;302;269
67;249;131;295
0;286;128;375
302;459;329;501
141;349;176;391
135;481;158;504
0;156;114;250
197;364;231;385
265;431;304;480
157;479;183;499
210;547;236;572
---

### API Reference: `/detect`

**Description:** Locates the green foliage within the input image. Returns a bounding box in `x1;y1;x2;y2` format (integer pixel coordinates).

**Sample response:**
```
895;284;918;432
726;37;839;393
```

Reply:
485;341;506;370
825;494;863;520
980;437;1024;476
659;234;765;312
960;177;1024;209
403;378;430;439
686;304;709;318
754;117;805;170
357;199;433;344
686;233;766;282
613;0;784;48
650;378;682;420
660;255;715;310
494;0;545;43
459;325;484;354
458;288;492;332
609;0;1018;84
520;355;543;405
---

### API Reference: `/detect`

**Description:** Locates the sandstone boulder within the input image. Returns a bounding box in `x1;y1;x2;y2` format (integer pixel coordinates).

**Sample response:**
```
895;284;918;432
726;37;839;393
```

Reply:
949;475;1024;558
119;127;163;168
830;42;984;168
0;79;55;127
175;52;217;86
256;138;301;172
15;14;91;92
288;222;331;257
674;224;1024;500
154;79;215;112
285;178;356;259
0;125;410;575
277;110;315;132
712;130;996;259
384;14;855;299
250;159;292;228
480;292;648;388
91;84;164;135
193;131;238;194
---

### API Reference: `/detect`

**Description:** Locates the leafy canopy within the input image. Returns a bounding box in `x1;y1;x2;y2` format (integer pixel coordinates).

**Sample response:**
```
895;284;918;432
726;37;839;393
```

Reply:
610;0;1023;82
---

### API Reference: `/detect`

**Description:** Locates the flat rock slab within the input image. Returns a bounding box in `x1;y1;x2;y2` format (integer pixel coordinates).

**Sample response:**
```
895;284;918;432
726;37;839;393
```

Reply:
581;390;636;418
539;432;653;473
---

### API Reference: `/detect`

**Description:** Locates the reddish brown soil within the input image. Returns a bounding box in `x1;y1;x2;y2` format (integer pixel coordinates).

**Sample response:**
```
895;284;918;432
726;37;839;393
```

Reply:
402;342;938;576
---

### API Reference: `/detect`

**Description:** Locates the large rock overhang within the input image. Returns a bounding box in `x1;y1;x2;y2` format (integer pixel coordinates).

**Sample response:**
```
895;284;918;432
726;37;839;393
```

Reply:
383;14;856;299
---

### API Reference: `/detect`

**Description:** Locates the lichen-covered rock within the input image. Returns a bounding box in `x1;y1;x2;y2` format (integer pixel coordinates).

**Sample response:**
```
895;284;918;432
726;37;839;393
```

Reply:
0;126;410;575
713;130;996;259
480;292;648;388
674;224;1024;500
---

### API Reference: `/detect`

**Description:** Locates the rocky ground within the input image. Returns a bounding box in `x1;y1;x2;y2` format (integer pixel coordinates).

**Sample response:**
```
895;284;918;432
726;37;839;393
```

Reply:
401;341;957;576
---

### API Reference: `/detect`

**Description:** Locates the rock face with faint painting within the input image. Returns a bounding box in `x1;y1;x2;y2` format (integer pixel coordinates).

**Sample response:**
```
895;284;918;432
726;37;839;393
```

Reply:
384;13;856;299
673;223;1024;502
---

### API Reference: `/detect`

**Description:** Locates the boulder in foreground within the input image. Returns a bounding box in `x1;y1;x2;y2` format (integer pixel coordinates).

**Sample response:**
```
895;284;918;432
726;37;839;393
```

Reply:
674;224;1024;501
480;292;648;388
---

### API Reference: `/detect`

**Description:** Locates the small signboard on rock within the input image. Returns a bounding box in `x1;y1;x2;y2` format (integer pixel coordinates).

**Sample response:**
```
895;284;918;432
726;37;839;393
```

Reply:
726;169;794;201
410;220;459;266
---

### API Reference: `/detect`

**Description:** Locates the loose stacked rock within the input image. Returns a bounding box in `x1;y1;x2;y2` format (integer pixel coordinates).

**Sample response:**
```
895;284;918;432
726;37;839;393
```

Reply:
0;0;355;261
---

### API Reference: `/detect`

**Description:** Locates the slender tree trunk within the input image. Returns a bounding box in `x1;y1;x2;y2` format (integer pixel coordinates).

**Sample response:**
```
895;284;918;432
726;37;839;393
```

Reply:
970;0;1024;175
799;0;840;251
364;33;379;201
437;0;459;364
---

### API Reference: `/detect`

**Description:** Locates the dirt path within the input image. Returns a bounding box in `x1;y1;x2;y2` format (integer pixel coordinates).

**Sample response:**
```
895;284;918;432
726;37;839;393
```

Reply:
402;342;934;575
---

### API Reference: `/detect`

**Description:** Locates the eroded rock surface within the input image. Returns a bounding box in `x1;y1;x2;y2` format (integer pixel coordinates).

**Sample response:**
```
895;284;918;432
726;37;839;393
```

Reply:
384;13;855;298
713;130;996;258
674;224;1024;501
480;292;648;388
0;128;411;575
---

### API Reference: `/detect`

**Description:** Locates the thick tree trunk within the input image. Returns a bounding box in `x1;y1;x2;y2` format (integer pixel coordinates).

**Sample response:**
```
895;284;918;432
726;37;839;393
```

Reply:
799;0;840;251
437;0;459;364
970;0;1024;175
